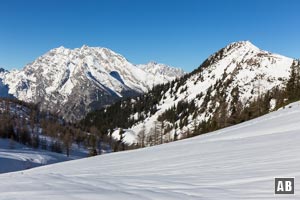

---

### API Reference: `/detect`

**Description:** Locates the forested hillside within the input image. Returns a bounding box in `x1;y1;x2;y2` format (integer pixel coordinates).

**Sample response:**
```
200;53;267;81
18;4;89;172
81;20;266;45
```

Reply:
0;98;135;158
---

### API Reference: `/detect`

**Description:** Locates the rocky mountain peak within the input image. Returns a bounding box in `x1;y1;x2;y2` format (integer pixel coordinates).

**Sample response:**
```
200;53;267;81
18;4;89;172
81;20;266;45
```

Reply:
207;41;260;63
0;45;184;121
226;40;258;50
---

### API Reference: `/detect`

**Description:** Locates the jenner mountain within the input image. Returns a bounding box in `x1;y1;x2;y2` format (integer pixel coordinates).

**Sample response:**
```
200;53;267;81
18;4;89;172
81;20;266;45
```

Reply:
0;46;185;121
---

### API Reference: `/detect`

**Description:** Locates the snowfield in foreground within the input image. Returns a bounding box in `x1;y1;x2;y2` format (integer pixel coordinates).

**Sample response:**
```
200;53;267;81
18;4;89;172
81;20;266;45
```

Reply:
1;102;300;199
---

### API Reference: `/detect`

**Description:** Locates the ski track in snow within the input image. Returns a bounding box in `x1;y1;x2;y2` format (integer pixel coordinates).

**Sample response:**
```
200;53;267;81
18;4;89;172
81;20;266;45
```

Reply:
0;102;300;199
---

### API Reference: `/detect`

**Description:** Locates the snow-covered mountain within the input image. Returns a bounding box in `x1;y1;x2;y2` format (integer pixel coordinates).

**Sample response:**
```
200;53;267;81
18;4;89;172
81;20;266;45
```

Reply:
139;61;186;81
85;41;297;144
0;46;184;121
128;41;295;141
1;101;300;199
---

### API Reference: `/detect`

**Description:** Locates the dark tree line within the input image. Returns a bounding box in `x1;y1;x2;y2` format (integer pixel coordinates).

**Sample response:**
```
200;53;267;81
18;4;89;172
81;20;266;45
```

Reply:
0;98;131;157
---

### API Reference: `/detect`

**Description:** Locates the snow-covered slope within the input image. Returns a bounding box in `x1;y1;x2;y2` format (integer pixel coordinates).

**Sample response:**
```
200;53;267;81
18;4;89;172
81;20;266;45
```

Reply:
1;102;300;199
0;139;72;173
120;41;295;143
1;46;184;121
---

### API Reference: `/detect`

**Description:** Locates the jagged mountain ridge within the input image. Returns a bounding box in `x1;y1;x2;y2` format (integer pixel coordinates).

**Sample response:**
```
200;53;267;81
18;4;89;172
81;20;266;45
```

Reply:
1;46;185;121
139;62;185;81
83;41;296;144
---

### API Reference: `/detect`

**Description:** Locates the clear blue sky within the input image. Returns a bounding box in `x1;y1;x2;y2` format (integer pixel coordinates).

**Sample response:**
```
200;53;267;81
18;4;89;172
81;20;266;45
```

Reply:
0;0;299;72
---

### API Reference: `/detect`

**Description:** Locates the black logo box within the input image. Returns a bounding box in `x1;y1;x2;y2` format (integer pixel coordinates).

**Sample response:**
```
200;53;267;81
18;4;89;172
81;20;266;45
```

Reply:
275;178;295;194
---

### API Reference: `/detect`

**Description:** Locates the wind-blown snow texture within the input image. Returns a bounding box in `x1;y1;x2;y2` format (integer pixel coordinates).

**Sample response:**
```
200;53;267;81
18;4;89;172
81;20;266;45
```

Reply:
1;46;184;121
0;102;299;199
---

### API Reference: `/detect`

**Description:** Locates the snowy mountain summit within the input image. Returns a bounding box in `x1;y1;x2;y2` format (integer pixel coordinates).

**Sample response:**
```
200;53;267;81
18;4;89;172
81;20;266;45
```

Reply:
1;46;184;121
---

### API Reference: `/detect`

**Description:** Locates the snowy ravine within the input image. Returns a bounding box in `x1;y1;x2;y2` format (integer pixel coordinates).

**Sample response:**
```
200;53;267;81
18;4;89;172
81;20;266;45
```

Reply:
1;102;300;199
